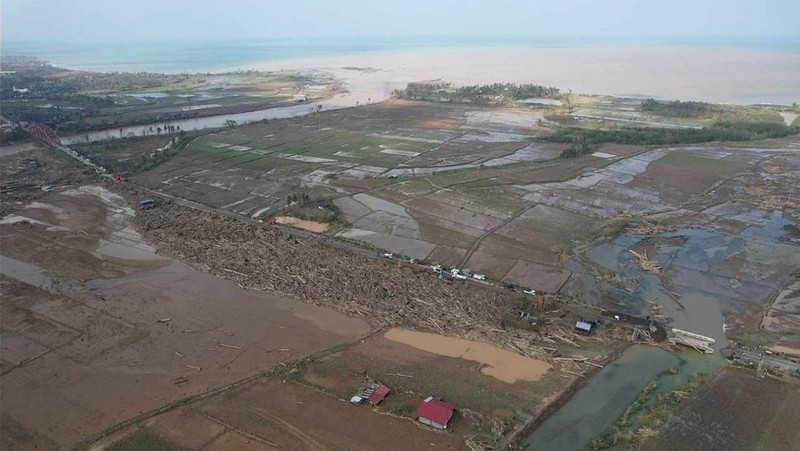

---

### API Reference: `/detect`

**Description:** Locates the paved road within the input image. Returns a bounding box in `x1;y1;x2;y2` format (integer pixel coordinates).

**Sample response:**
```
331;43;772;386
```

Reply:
734;349;800;374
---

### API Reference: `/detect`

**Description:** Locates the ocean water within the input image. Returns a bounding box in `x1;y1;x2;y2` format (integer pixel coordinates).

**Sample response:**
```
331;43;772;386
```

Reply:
2;35;798;73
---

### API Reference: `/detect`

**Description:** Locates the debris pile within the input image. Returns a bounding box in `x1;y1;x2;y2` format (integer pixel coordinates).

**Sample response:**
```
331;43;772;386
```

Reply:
628;249;663;274
628;222;677;235
132;200;553;357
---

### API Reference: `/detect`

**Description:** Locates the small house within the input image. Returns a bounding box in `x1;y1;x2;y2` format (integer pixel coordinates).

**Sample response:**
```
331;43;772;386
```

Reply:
416;397;455;430
575;320;593;335
350;383;390;406
368;384;390;405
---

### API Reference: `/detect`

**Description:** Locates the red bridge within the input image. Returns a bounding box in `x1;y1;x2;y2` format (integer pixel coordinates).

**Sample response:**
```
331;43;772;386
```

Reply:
28;123;62;146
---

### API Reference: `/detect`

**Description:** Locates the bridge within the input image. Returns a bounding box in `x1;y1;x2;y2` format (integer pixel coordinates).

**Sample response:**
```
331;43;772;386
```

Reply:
28;123;106;174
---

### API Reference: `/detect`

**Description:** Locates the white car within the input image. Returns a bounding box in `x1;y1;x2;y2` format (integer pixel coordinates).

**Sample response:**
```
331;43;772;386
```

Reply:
523;288;537;296
472;273;487;280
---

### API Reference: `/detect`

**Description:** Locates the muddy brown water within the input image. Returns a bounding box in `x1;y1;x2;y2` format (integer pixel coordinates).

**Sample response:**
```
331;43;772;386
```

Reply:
383;328;551;383
274;216;329;233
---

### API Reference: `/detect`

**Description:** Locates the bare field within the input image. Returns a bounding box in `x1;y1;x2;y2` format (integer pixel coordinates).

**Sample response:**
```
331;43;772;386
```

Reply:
96;376;467;451
289;332;565;444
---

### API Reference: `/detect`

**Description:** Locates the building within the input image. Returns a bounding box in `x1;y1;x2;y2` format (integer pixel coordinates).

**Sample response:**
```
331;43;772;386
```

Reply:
368;384;390;405
575;321;593;335
350;383;390;405
415;397;455;430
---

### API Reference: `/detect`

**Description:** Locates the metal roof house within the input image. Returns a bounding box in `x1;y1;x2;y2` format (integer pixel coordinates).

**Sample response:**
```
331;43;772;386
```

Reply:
575;321;594;335
416;397;455;430
368;384;390;405
350;383;391;405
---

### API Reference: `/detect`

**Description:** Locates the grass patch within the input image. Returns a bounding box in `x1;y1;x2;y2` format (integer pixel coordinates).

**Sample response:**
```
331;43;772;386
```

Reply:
74;133;196;174
546;121;796;148
592;219;630;241
590;372;710;451
641;99;786;125
730;330;782;348
0;416;35;449
106;429;187;451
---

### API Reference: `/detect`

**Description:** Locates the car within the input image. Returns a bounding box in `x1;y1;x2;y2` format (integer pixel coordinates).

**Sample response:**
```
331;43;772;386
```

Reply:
523;288;537;296
472;273;487;280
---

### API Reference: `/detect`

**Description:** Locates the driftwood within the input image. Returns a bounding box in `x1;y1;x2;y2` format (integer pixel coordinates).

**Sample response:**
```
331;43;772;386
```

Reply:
629;222;676;235
628;250;662;274
129;197;588;363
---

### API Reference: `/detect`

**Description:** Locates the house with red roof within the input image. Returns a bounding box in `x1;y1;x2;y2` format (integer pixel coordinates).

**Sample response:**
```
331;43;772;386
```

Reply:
415;397;455;430
350;383;391;406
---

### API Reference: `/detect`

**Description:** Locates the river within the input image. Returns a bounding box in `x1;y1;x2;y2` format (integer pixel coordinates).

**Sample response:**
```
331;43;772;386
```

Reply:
58;68;403;145
524;345;724;451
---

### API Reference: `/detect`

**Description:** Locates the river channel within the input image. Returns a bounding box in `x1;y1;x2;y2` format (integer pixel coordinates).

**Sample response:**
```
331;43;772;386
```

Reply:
59;68;401;145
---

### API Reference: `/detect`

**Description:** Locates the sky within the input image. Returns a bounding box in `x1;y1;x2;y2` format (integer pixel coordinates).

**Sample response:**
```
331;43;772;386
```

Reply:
2;0;798;42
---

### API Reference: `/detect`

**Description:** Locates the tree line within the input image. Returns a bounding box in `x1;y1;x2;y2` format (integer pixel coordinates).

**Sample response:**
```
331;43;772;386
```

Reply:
394;82;560;104
552;121;798;158
640;99;720;118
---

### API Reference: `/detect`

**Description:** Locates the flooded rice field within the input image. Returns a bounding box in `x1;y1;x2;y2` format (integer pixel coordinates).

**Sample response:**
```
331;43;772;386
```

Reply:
567;217;800;346
384;328;551;383
529;170;799;448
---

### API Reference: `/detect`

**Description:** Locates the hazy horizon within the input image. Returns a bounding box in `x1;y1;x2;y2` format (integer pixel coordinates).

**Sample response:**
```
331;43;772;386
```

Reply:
3;0;799;42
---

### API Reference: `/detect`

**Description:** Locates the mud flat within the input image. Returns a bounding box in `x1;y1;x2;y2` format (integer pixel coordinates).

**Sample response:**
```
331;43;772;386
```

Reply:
0;184;370;449
384;328;551;383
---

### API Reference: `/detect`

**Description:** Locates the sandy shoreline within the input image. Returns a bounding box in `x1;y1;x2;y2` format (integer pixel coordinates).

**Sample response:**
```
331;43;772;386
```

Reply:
230;46;800;105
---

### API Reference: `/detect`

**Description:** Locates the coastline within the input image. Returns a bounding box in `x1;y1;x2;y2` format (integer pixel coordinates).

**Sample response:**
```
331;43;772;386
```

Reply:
4;41;799;105
235;46;800;105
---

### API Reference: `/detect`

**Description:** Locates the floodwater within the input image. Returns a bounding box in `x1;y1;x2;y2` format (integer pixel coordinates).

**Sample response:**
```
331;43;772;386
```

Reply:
535;213;800;449
384;328;551;383
524;345;724;451
572;222;800;349
273;216;329;233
